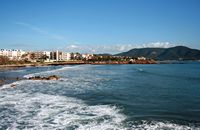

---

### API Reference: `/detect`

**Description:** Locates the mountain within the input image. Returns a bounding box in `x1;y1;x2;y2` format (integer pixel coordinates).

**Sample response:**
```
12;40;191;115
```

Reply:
116;46;200;60
96;53;112;56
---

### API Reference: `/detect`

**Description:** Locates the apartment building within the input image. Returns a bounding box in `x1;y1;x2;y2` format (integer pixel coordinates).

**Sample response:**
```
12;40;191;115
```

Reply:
0;49;26;60
50;51;71;61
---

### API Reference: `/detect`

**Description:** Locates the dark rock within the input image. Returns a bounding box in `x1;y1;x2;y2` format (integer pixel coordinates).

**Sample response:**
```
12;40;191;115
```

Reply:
0;79;4;85
28;75;60;80
46;75;59;80
11;84;16;88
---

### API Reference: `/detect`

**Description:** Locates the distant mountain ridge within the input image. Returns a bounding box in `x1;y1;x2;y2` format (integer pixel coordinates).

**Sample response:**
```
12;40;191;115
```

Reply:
116;46;200;60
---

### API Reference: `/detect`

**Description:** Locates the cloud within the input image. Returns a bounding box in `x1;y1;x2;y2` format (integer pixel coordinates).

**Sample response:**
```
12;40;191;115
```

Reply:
141;42;174;48
65;44;89;53
15;22;65;40
64;42;175;54
69;45;79;48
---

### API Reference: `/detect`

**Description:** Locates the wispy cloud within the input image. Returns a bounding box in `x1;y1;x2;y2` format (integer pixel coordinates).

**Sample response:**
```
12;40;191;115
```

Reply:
64;42;175;54
15;22;65;40
141;42;174;48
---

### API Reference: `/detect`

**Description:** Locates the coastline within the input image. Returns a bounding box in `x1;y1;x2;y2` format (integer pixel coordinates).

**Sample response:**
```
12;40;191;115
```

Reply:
0;60;155;86
0;60;156;68
0;61;86;70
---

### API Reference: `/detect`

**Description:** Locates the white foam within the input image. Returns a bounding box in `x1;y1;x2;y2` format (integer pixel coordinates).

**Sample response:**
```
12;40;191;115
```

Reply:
0;93;126;130
0;80;28;90
9;69;26;73
2;82;196;130
1;65;199;130
136;68;144;72
130;121;199;130
23;65;81;78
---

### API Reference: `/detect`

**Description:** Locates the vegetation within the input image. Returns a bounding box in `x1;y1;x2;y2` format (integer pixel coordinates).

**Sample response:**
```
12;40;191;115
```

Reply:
0;56;10;64
0;56;31;65
116;46;200;60
85;55;134;62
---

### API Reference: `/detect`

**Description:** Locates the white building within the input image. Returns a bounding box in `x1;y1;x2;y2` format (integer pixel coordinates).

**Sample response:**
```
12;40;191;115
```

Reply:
62;52;71;61
50;51;71;61
82;54;94;60
42;51;51;62
0;49;26;60
137;57;146;60
43;51;51;59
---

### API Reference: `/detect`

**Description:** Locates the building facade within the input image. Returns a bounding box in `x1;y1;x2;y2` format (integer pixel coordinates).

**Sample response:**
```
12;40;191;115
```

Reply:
50;51;71;61
29;51;51;62
82;54;94;60
0;49;25;60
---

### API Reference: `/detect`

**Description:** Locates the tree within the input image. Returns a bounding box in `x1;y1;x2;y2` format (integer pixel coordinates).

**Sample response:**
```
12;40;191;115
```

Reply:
30;53;35;60
0;56;10;65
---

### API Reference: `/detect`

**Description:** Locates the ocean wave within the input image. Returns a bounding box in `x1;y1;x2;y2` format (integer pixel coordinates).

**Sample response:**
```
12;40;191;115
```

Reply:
130;120;199;130
0;80;27;90
0;75;110;96
8;69;26;73
23;65;81;78
1;65;200;130
1;82;198;130
0;93;126;130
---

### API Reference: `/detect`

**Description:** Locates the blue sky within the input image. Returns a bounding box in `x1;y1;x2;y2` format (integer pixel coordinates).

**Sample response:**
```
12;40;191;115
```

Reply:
0;0;200;53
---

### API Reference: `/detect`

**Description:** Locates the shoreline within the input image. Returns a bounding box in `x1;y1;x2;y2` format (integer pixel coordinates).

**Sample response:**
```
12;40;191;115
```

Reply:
0;60;198;87
0;60;156;68
0;61;86;70
0;60;156;86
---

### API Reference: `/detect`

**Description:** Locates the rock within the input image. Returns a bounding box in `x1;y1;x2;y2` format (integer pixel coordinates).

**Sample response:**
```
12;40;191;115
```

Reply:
11;84;16;88
28;75;59;80
0;79;4;85
47;75;59;80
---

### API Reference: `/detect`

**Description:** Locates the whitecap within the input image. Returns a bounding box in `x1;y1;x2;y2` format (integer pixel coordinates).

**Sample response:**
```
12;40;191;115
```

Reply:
0;80;27;90
0;93;126;130
23;65;82;78
8;69;26;73
130;120;199;130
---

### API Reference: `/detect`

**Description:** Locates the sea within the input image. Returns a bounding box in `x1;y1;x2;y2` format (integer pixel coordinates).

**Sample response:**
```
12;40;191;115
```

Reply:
0;63;200;130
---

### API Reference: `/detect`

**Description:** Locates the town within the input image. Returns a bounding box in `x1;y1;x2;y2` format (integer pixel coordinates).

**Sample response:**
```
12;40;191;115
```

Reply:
0;49;156;65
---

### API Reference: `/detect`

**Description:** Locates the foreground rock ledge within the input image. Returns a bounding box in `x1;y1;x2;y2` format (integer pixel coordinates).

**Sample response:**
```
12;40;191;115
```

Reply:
8;75;60;88
28;75;60;80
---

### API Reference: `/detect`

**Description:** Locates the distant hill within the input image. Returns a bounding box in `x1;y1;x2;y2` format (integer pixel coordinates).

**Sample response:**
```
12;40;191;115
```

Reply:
96;53;112;56
115;46;200;60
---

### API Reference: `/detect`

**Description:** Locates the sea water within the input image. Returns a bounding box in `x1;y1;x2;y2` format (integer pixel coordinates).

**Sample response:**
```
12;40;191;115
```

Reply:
0;63;200;129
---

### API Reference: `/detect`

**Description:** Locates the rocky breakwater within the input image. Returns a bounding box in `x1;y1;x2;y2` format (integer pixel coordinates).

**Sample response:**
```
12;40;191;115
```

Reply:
8;75;60;88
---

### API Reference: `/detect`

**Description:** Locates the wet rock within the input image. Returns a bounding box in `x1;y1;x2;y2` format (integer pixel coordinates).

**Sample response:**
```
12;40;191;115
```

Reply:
0;79;4;85
46;75;59;80
28;75;59;80
16;77;21;80
11;84;16;88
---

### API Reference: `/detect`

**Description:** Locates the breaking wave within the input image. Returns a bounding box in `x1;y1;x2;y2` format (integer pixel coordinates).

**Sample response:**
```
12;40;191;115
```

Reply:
0;92;126;130
8;69;26;73
1;65;200;130
0;80;199;130
23;65;82;78
129;121;199;130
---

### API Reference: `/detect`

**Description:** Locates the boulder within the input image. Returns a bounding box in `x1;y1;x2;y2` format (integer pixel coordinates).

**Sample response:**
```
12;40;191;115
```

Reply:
46;75;59;80
0;79;4;85
11;84;16;88
28;75;59;80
